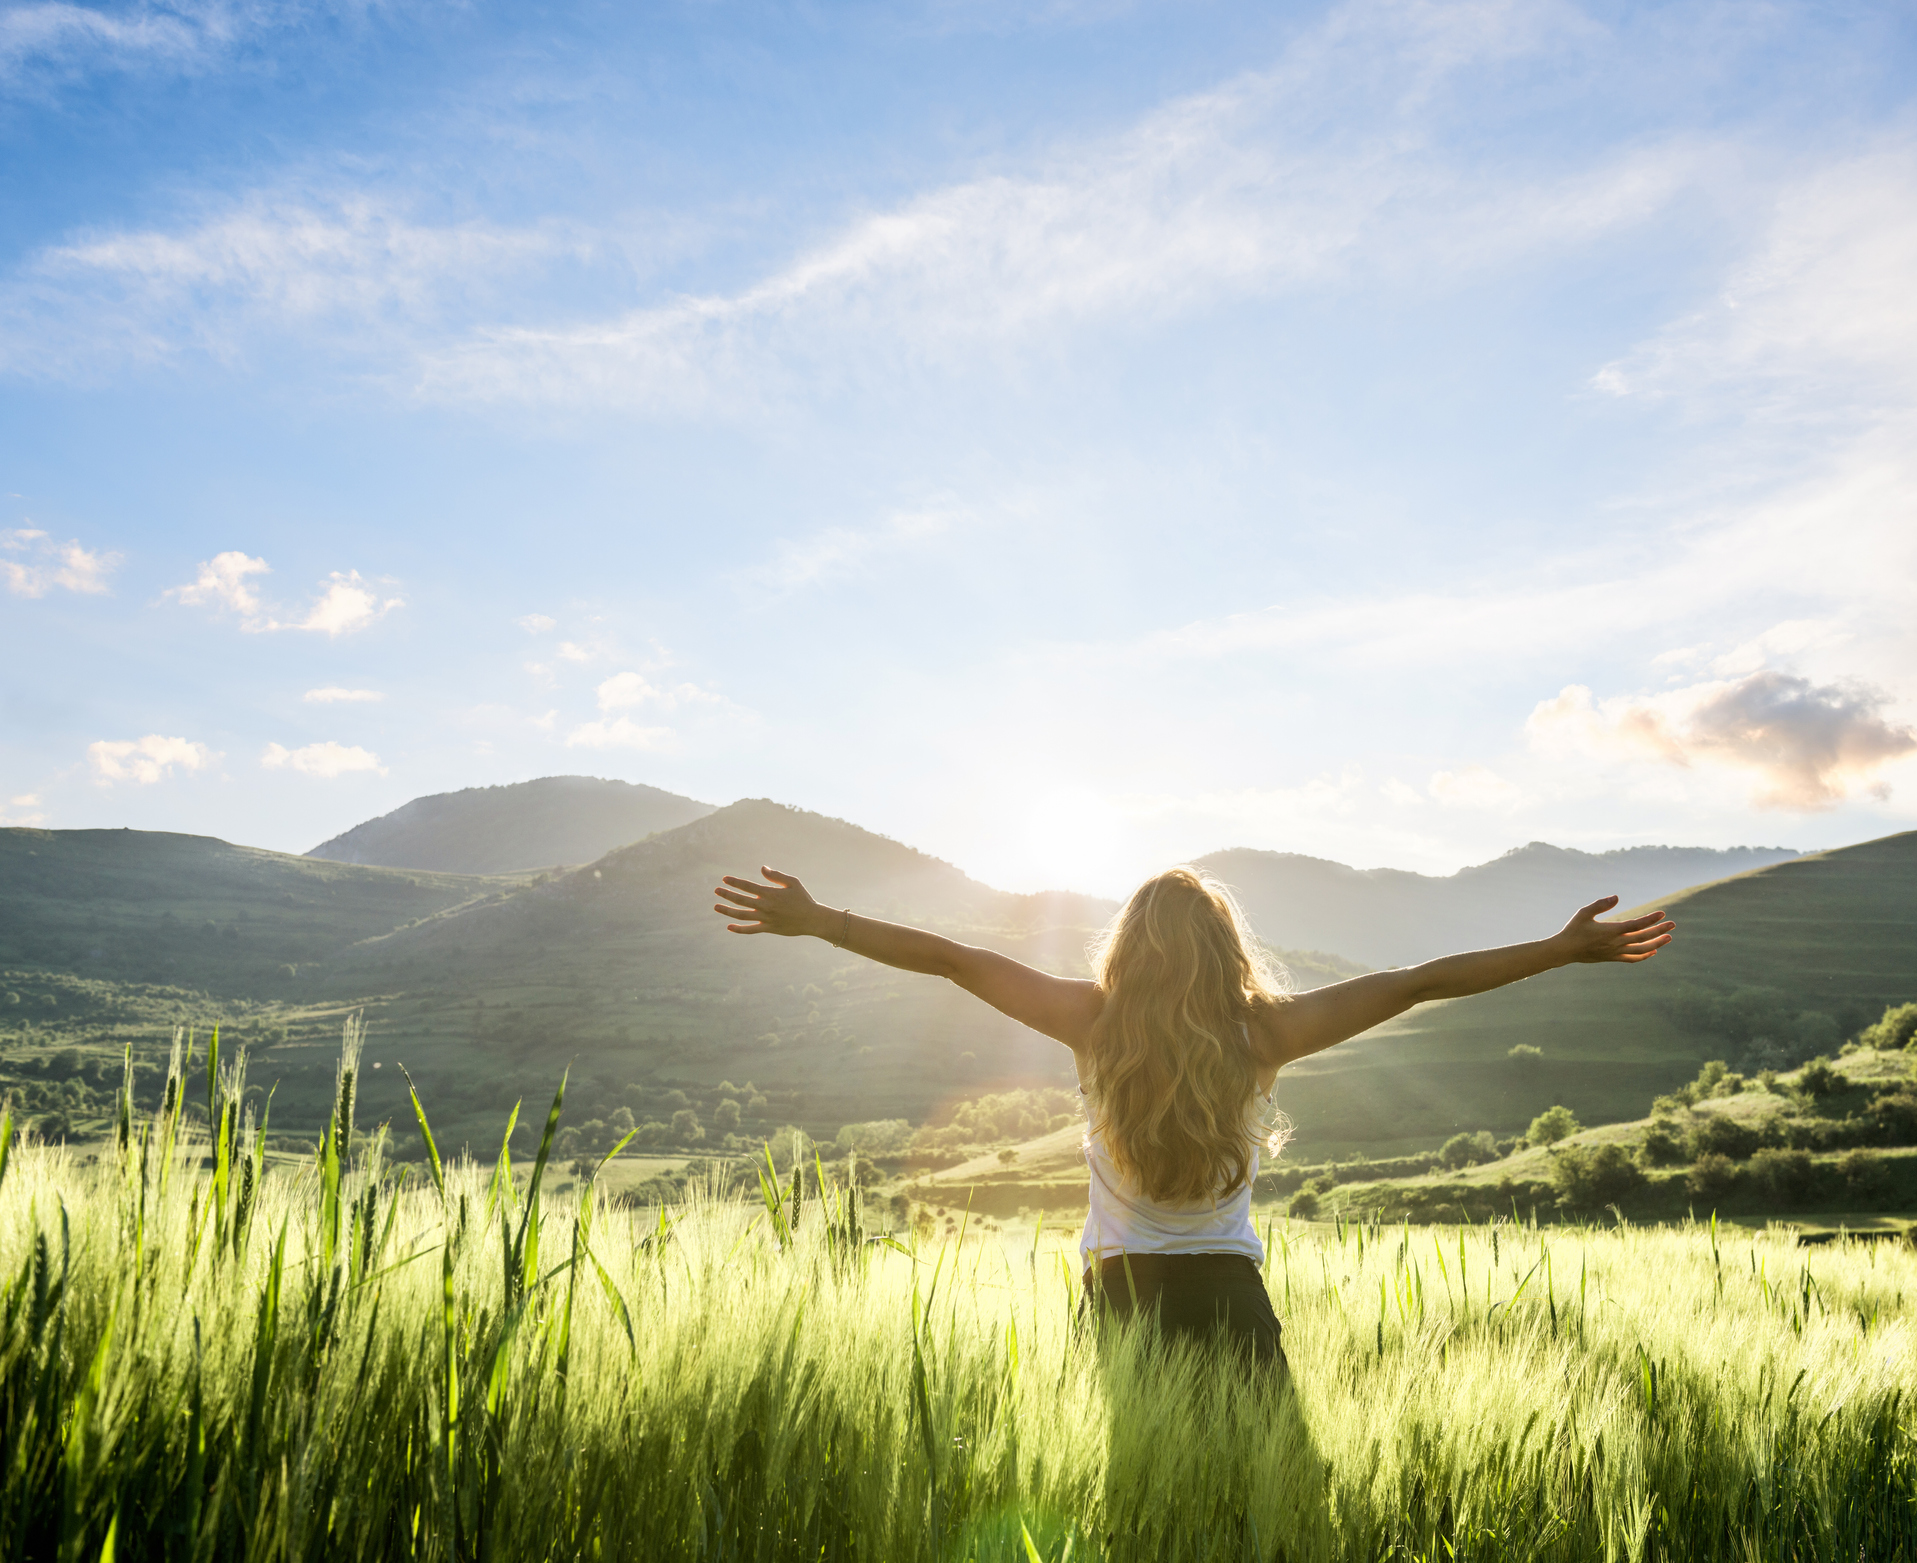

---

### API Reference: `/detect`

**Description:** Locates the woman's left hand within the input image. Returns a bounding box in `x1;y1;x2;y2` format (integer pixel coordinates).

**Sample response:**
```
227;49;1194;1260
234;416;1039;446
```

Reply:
1553;896;1675;964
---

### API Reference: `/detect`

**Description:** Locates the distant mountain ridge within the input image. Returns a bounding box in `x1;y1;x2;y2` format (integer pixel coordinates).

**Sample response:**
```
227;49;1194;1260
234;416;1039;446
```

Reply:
307;776;716;875
1200;841;1799;968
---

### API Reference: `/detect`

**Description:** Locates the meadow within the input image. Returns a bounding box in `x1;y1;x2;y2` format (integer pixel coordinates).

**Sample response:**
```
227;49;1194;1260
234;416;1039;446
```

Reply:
4;1026;1916;1562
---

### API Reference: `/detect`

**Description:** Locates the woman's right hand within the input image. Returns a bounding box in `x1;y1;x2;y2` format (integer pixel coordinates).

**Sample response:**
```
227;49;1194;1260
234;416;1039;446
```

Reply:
713;867;831;937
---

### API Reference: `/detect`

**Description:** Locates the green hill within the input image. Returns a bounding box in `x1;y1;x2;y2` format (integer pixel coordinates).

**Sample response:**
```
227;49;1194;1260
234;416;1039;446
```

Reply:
1273;831;1917;1158
306;775;715;874
1201;841;1798;968
4;811;1906;1175
0;826;505;994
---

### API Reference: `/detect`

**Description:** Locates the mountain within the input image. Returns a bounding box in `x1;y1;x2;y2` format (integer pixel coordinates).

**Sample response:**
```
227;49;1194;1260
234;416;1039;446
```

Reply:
4;808;1905;1169
1272;831;1917;1157
0;826;503;994
306;776;716;875
1199;841;1799;968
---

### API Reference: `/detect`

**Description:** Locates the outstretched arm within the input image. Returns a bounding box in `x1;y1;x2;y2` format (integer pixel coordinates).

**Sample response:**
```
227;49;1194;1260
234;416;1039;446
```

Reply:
1260;896;1675;1069
713;868;1102;1048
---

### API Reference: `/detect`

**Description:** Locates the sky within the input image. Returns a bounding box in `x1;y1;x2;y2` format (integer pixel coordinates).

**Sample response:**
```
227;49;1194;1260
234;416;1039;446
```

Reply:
2;0;1915;898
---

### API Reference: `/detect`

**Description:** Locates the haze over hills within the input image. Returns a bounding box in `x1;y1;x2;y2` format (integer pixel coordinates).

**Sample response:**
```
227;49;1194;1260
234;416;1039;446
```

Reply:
1200;842;1799;968
307;776;716;875
2;794;1907;1165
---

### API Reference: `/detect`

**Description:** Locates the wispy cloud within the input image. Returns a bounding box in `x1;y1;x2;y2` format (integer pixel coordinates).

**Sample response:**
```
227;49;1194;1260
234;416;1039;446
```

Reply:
563;717;675;751
165;552;403;634
2;192;581;376
515;613;556;633
1;1;1704;398
1;525;118;595
88;733;216;784
303;686;382;703
261;739;385;777
746;506;955;594
1528;671;1917;809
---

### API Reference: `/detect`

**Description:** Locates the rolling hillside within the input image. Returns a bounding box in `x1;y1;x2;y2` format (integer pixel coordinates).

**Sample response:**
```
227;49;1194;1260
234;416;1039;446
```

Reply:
1272;831;1917;1157
1201;841;1798;968
307;776;716;874
3;809;1907;1169
0;827;506;994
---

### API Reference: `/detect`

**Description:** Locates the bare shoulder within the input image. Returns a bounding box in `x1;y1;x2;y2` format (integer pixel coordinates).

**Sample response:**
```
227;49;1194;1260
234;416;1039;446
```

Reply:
1247;994;1303;1071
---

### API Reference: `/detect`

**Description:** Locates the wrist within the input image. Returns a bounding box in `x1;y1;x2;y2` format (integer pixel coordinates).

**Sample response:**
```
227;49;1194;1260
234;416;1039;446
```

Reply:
806;905;840;941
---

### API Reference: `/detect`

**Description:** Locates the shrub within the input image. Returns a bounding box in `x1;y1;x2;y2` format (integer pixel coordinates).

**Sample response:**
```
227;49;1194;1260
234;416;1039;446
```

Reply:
1506;1044;1543;1064
1438;1130;1499;1171
1688;1153;1739;1201
1689;1115;1759;1160
1858;1001;1917;1052
713;1099;742;1132
1527;1105;1580;1147
1865;1088;1917;1146
1638;1121;1689;1167
669;1108;704;1143
609;1106;636;1134
1287;1188;1320;1219
1750;1147;1815;1200
1839;1148;1890;1198
1550;1143;1642;1209
1797;1057;1842;1098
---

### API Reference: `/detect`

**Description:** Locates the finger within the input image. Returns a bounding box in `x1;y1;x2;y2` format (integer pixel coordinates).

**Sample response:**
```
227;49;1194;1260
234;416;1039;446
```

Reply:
721;875;773;892
725;923;765;934
762;866;793;885
1612;910;1668;931
715;904;763;923
714;886;762;907
1578;895;1621;918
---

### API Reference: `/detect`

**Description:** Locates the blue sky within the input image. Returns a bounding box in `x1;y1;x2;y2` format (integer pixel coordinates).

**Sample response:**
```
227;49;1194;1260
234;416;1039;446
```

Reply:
3;0;1914;897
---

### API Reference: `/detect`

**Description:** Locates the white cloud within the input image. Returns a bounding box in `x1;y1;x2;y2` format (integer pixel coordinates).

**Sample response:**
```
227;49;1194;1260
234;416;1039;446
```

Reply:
557;641;595;663
1528;671;1917;810
295;572;402;636
516;613;556;633
260;740;386;777
165;549;270;615
303;686;382;703
2;526;118;595
1;793;46;826
594;670;722;713
1428;766;1525;810
88;733;216;784
564;717;676;751
165;554;401;634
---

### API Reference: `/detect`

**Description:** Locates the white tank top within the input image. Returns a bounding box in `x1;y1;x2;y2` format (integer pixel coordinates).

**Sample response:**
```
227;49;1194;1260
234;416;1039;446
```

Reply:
1076;1045;1283;1271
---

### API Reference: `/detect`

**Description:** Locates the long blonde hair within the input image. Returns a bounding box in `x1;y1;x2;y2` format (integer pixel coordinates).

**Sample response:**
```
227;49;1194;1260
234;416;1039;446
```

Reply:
1083;867;1292;1204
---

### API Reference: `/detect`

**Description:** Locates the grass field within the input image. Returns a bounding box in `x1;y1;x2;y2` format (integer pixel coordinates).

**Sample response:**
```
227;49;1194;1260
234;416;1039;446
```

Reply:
4;1029;1915;1563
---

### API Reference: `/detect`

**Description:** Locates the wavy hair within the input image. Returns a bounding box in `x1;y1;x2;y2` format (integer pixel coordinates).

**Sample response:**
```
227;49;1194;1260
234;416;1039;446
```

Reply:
1083;867;1292;1205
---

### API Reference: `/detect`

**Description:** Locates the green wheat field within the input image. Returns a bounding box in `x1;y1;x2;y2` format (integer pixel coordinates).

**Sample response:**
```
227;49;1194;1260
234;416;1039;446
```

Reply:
4;1025;1914;1563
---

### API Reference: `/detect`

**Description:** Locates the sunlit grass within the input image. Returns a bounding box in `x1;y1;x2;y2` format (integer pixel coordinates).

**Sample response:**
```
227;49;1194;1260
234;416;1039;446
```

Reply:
3;1027;1914;1561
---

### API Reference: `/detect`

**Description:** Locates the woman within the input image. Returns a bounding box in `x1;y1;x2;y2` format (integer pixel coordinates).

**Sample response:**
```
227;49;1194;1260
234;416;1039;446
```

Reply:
712;864;1674;1368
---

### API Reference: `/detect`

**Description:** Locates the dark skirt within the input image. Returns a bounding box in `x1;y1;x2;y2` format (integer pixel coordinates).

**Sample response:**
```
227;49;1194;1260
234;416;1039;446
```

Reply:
1082;1251;1287;1373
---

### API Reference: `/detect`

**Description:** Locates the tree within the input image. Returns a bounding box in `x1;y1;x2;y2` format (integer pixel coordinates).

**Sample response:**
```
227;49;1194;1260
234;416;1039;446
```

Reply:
1550;1143;1642;1209
609;1105;636;1134
1439;1131;1498;1170
713;1098;742;1132
1287;1188;1320;1219
1858;1001;1917;1052
1527;1105;1580;1146
670;1108;703;1143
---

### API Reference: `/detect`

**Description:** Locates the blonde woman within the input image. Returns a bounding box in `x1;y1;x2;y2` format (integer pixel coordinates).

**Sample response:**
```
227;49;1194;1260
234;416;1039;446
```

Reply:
713;865;1674;1368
